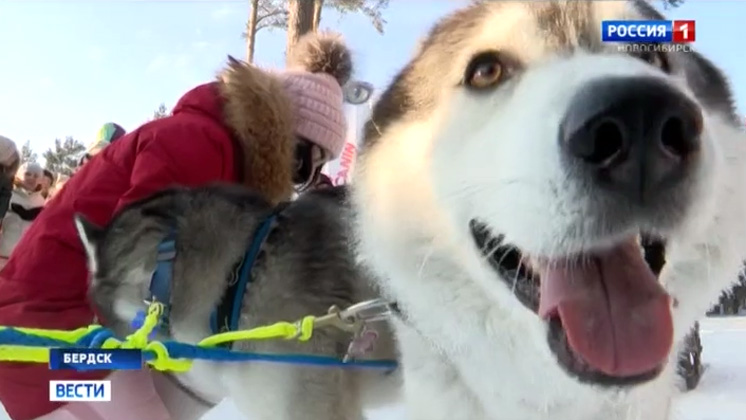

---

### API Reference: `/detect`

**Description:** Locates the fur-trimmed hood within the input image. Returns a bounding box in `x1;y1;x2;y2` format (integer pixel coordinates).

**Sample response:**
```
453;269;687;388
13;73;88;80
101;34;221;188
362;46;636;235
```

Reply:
216;31;353;203
171;32;353;204
216;58;296;203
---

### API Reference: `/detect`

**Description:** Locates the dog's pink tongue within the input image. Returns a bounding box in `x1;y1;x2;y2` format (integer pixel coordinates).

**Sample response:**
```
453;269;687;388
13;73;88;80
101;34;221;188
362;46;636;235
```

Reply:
537;239;673;376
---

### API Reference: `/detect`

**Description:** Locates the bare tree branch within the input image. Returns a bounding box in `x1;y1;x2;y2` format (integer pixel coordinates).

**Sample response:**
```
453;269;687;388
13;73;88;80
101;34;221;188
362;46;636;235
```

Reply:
255;10;288;31
244;0;390;61
324;0;388;34
258;10;286;22
662;0;685;8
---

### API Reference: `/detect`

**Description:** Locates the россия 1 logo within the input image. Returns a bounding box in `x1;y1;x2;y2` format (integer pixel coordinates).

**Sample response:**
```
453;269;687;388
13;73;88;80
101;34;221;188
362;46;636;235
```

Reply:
602;20;695;43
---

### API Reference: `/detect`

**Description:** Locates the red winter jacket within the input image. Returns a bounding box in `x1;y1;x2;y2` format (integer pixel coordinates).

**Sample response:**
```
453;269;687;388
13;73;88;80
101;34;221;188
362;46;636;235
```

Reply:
0;62;295;419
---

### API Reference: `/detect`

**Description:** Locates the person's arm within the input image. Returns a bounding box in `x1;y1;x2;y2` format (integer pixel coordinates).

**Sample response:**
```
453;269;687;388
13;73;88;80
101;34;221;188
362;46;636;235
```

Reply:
0;176;12;222
114;124;229;212
9;203;43;221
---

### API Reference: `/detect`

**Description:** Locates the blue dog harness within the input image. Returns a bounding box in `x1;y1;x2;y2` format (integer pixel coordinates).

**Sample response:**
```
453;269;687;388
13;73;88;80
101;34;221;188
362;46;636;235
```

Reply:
146;203;288;345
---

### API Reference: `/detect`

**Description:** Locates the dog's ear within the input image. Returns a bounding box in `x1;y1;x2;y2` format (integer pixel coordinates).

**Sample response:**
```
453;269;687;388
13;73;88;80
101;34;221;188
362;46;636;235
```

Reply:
74;213;104;273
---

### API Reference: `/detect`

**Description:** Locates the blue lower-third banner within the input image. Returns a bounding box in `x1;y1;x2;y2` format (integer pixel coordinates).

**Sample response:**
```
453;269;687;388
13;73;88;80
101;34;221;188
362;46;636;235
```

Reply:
49;348;143;371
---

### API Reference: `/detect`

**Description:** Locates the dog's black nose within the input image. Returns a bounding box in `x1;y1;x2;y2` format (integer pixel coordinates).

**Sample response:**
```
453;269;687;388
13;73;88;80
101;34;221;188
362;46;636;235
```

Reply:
560;77;703;203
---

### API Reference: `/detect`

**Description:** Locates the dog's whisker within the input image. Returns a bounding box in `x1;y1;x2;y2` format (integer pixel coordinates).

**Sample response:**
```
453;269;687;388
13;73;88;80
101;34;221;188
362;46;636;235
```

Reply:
484;241;503;260
417;244;437;279
513;253;528;294
441;180;526;203
703;243;713;284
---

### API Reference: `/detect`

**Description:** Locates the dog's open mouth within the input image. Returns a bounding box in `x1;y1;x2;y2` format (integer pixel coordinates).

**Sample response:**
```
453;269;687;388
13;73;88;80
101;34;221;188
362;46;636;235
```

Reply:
469;220;673;387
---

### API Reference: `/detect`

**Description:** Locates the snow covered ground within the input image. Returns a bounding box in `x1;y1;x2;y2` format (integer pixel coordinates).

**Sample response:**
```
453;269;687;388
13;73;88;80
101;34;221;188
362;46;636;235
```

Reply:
669;317;746;420
2;317;744;419
201;317;746;420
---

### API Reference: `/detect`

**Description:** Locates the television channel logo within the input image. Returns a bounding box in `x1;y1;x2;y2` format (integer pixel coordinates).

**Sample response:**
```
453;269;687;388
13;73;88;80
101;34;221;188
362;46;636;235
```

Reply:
49;380;112;402
602;20;695;43
49;348;143;371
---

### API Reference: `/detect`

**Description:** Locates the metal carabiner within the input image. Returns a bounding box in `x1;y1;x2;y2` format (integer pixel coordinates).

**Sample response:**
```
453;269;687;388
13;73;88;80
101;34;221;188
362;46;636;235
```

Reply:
338;299;394;324
312;305;362;333
312;299;395;333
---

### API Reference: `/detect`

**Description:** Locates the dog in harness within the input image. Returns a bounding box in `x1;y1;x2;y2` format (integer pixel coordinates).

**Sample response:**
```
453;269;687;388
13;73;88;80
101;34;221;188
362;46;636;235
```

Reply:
146;200;288;342
75;184;401;419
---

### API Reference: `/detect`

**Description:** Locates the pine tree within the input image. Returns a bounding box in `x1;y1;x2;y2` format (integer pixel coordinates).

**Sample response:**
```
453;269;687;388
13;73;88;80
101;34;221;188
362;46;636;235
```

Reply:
243;0;290;63
20;140;38;164
42;137;86;177
286;0;315;54
312;0;324;31
286;0;388;58
242;0;388;62
246;0;261;63
323;0;387;33
709;276;746;315
152;103;170;120
678;322;703;391
662;0;685;8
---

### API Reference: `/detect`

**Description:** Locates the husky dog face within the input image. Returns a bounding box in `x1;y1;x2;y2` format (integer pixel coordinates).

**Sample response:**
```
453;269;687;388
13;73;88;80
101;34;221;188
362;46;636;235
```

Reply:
354;1;746;417
74;192;182;337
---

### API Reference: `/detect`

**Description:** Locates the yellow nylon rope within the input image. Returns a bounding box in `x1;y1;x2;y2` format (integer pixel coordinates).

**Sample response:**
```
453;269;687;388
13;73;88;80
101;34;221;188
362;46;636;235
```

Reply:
0;302;317;372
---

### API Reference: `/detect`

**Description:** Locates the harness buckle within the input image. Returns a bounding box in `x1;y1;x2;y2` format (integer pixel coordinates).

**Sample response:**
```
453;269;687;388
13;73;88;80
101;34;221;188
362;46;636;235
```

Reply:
338;299;393;324
313;305;361;333
313;299;394;333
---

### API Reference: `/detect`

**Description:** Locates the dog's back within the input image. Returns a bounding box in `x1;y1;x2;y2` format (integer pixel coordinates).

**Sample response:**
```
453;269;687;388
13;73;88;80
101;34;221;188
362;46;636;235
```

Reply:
76;183;399;419
78;185;272;336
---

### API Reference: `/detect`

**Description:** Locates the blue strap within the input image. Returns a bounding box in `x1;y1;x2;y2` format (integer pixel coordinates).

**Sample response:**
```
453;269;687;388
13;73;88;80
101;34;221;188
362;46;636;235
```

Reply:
158;341;398;371
150;206;286;340
0;328;398;371
230;215;275;331
210;213;277;334
149;237;176;305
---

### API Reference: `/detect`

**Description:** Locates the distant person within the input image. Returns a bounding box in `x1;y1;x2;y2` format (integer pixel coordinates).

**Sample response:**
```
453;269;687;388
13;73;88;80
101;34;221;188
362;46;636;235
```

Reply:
0;136;20;223
76;122;126;170
0;162;45;268
40;169;55;199
0;31;352;420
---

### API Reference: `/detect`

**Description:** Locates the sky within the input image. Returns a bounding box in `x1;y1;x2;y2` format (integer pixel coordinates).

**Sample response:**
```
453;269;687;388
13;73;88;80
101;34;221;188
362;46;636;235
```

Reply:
0;1;744;156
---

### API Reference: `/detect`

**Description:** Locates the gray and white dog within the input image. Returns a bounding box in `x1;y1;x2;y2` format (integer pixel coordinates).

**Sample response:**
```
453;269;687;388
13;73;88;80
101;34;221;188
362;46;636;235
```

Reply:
352;1;746;420
75;184;399;420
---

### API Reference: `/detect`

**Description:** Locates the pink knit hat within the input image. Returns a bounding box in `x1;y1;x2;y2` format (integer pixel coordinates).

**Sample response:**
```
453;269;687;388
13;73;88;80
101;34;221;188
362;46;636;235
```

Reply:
279;32;353;160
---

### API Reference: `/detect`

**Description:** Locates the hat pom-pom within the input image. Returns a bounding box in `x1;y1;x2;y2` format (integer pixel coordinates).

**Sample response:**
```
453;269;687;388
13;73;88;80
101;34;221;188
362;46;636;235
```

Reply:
287;31;353;86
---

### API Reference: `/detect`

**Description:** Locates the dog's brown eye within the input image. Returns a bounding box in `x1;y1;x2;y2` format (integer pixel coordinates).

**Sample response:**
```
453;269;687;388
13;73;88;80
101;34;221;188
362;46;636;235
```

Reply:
464;52;503;90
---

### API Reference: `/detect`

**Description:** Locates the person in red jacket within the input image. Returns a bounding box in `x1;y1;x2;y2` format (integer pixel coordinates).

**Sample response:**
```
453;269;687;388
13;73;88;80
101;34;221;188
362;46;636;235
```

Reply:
0;32;352;420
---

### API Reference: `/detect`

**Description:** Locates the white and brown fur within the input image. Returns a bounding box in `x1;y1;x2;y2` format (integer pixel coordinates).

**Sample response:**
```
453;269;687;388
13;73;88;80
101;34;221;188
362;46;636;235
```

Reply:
353;1;746;420
75;184;400;420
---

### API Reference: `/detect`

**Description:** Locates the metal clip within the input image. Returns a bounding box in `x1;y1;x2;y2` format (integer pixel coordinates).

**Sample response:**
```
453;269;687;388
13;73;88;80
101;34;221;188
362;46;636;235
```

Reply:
312;299;394;333
313;305;362;333
338;299;393;324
